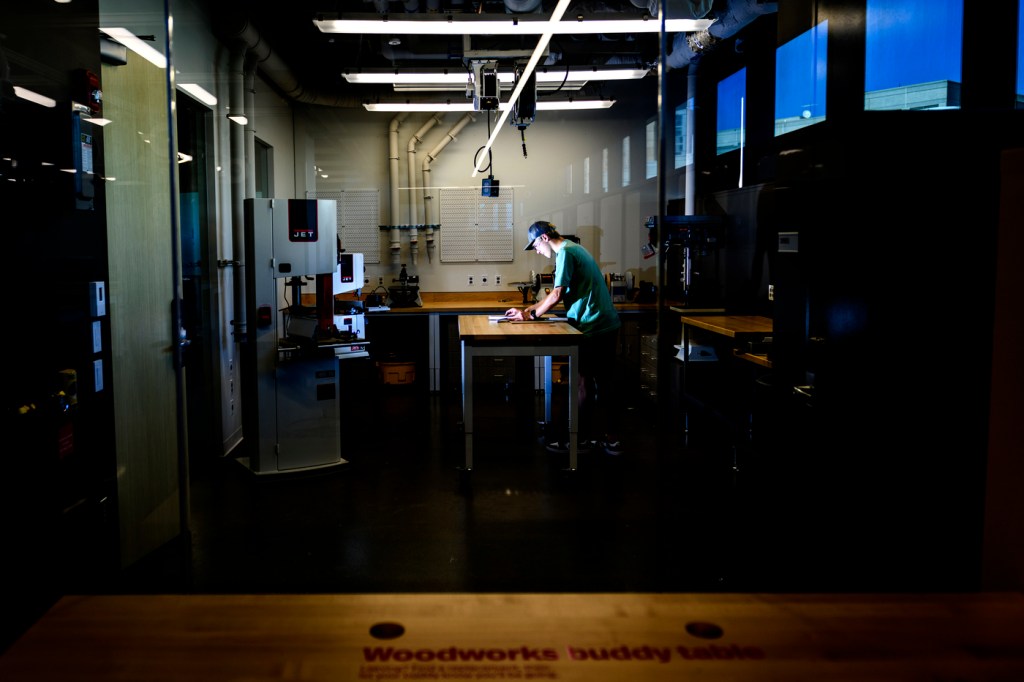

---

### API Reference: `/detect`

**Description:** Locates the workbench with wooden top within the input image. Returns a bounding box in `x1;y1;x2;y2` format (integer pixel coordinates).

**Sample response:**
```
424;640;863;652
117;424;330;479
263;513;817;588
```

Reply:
378;291;661;314
362;292;662;392
677;315;774;455
3;592;1022;681
458;314;583;470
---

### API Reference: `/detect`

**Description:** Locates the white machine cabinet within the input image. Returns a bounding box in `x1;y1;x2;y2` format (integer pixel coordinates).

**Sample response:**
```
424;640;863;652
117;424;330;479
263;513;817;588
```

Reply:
241;198;347;474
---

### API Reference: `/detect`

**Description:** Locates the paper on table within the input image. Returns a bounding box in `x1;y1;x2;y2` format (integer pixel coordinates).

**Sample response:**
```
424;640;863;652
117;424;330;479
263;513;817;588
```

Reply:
488;315;570;323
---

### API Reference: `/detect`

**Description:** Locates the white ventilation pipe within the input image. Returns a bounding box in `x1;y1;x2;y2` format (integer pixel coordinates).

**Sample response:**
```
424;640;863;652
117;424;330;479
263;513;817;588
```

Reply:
422;113;475;262
407;114;442;265
388;113;409;264
243;51;258;200
228;46;247;342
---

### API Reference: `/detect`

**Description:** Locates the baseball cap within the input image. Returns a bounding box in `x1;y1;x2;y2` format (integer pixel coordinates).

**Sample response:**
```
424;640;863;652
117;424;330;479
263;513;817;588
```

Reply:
524;220;556;251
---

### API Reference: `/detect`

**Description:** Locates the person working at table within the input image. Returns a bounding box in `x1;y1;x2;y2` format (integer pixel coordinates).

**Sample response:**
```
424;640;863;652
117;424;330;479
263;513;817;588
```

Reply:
504;220;623;456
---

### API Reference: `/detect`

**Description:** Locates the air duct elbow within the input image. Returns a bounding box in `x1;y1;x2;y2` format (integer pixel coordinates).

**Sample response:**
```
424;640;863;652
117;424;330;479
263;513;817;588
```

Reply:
503;0;543;13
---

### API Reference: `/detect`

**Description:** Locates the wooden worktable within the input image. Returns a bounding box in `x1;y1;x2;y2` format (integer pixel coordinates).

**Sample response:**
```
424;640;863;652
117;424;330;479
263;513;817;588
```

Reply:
680;314;773;368
458;315;582;470
374;292;662;314
679;315;773;337
457;314;582;338
2;592;1023;681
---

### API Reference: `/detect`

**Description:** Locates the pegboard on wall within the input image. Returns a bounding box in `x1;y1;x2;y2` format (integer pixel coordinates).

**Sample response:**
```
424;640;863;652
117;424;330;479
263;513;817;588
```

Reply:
308;190;381;264
438;187;514;263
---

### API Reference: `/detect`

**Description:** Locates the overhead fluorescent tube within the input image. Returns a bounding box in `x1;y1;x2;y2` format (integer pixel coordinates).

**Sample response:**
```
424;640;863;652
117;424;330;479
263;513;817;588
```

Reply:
343;68;648;85
179;83;218;106
363;100;614;112
316;16;714;36
99;27;167;68
13;86;57;108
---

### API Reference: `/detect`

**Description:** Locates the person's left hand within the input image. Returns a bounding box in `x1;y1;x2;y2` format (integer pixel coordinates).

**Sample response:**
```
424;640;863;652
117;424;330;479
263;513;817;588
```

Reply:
504;307;526;320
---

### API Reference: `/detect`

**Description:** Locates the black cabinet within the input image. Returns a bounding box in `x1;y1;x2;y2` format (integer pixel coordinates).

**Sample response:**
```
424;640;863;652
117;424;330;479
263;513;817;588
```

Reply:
365;313;429;390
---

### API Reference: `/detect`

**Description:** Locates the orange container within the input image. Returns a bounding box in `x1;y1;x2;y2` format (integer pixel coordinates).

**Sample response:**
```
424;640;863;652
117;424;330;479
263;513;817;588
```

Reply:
378;361;416;385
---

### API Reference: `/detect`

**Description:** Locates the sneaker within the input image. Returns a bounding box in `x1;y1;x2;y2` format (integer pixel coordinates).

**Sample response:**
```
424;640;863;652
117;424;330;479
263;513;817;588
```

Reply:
601;440;624;456
545;439;595;454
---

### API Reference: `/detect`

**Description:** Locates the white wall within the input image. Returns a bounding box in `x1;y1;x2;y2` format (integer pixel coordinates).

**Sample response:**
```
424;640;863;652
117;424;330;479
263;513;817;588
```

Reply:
252;76;296;199
301;82;666;294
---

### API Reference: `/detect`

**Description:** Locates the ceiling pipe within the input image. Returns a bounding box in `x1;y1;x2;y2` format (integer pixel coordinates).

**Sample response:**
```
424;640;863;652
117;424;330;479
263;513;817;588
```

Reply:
422;113;476;262
217;13;445;108
631;0;713;19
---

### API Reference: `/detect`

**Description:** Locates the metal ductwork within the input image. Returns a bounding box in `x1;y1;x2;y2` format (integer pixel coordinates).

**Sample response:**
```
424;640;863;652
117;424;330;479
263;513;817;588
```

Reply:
629;0;714;19
666;0;778;70
503;0;544;12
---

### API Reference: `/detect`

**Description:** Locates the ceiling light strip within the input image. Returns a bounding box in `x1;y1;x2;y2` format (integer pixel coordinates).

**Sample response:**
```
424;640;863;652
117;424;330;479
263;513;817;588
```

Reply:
99;27;167;68
179;83;218;106
316;17;713;36
13;86;57;108
363;100;614;112
343;68;648;85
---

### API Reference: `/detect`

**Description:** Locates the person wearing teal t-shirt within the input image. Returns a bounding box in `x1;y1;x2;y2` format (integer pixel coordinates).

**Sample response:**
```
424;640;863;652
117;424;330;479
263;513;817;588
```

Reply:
504;221;623;456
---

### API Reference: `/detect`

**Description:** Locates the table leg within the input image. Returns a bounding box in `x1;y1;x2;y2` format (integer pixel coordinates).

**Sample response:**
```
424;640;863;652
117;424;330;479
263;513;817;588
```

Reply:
428;315;441;392
567;347;578;471
544;355;553;424
461;340;474;470
682;323;690;437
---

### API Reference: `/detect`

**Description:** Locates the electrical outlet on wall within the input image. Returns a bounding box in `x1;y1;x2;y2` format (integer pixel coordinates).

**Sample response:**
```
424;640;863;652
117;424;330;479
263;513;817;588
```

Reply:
481;275;489;286
495;275;501;285
467;275;474;286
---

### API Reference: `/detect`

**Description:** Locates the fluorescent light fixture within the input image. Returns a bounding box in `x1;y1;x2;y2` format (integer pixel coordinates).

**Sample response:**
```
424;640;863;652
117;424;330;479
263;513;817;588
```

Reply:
344;67;648;86
99;28;167;68
179;83;218;106
315;15;713;36
227;115;248;126
539;99;615;110
13;86;56;108
544;68;649;82
363;99;614;112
